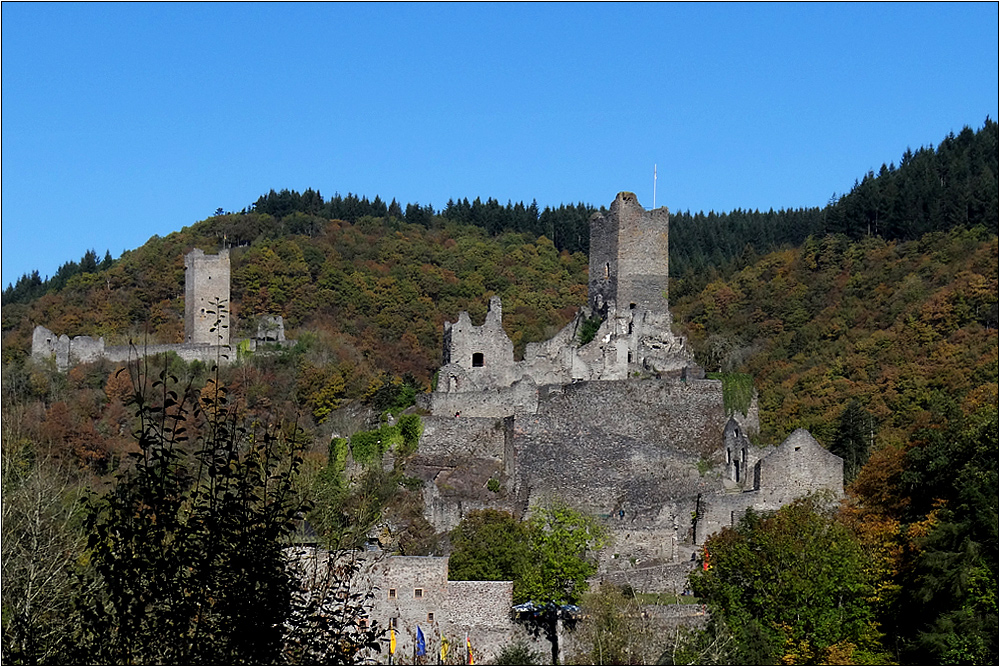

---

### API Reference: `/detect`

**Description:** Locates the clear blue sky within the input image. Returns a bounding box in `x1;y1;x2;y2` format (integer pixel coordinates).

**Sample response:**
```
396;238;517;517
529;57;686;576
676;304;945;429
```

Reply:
3;2;997;287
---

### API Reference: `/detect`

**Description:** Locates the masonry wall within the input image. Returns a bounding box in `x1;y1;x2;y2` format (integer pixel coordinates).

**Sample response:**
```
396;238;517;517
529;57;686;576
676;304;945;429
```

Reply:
588;208;619;313
756;429;844;498
412;416;519;532
423;378;540;418
418;416;511;460
365;556;540;664
532;378;728;458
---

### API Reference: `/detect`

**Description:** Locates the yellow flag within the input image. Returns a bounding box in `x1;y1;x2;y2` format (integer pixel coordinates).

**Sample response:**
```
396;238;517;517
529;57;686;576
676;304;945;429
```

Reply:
389;626;396;655
441;636;450;662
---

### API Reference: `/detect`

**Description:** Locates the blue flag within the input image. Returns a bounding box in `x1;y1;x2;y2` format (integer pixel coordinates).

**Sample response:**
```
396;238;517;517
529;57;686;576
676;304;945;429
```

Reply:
416;625;426;656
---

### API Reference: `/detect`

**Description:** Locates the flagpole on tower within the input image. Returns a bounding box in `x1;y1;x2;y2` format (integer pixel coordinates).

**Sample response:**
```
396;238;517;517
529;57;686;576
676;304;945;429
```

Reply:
653;164;657;209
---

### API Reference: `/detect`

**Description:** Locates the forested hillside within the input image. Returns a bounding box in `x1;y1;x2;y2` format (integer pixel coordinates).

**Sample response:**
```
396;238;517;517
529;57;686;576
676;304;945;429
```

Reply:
2;120;996;664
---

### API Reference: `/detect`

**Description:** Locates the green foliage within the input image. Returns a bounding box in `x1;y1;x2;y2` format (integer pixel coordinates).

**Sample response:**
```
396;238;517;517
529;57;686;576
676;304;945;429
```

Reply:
571;582;655;665
308;438;350;539
830;399;873;483
448;509;532;583
309;417;423;548
516;503;610;606
674;226;998;446
396;413;423;456
69;361;307;664
706;372;755;417
347;416;420;468
366;372;423;419
449;504;608;612
891;406;999;665
495;639;545;665
577;314;603;345
690;495;891;665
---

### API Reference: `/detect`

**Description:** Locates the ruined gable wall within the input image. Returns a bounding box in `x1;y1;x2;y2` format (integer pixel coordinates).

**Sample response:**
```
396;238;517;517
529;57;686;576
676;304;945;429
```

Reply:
756;429;844;498
695;430;844;543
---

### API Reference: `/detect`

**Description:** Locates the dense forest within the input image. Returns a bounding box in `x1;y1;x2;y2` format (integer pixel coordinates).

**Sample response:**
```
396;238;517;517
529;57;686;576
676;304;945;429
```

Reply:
2;120;996;664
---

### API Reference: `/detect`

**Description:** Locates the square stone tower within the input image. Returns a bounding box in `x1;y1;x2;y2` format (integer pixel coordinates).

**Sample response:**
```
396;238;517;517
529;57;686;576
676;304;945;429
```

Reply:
184;248;230;346
588;191;669;318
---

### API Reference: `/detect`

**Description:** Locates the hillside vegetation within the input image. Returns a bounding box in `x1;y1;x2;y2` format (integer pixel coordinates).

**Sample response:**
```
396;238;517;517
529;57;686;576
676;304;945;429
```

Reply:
2;120;996;664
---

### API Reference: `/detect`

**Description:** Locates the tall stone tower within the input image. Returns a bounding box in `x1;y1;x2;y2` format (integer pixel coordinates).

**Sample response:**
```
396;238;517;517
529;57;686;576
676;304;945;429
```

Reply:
587;191;669;319
184;248;230;346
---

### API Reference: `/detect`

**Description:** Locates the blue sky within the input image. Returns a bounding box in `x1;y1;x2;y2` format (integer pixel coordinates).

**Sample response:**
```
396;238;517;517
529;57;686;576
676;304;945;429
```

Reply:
2;2;997;287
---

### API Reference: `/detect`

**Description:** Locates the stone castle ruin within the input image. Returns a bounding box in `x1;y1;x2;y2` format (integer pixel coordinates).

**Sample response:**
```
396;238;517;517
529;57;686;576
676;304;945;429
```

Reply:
412;192;843;594
184;248;231;346
27;192;846;663
32;248;287;370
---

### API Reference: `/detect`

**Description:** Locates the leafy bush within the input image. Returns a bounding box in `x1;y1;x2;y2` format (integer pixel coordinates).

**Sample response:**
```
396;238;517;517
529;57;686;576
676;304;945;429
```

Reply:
578;314;603;345
495;639;544;665
69;362;306;664
706;372;755;417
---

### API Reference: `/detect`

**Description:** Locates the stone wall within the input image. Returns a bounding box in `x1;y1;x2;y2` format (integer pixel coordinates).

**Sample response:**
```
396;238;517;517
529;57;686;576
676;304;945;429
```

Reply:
441;296;515;388
412;416;519;532
361;555;543;664
421;377;540;418
532;378;730;458
756;428;843;498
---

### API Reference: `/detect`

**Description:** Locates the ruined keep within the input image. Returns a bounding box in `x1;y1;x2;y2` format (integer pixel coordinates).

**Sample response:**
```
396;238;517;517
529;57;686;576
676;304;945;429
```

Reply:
184;248;231;346
412;192;843;595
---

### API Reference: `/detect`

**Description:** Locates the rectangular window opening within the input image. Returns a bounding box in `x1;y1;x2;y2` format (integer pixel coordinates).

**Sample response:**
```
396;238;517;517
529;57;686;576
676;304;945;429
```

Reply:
414;588;424;599
388;588;396;600
427;612;435;623
471;353;484;367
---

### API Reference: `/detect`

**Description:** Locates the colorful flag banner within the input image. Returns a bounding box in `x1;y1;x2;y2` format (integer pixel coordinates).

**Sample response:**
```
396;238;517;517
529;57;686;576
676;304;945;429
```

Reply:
441;636;450;663
416;626;426;657
466;633;474;665
390;626;396;655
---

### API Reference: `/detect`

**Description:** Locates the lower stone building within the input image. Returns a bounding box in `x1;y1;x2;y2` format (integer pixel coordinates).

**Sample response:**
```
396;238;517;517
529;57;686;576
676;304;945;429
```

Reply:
286;548;543;664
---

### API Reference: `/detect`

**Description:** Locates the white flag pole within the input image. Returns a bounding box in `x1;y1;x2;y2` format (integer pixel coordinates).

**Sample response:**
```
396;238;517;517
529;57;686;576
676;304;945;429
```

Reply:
653;164;657;209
